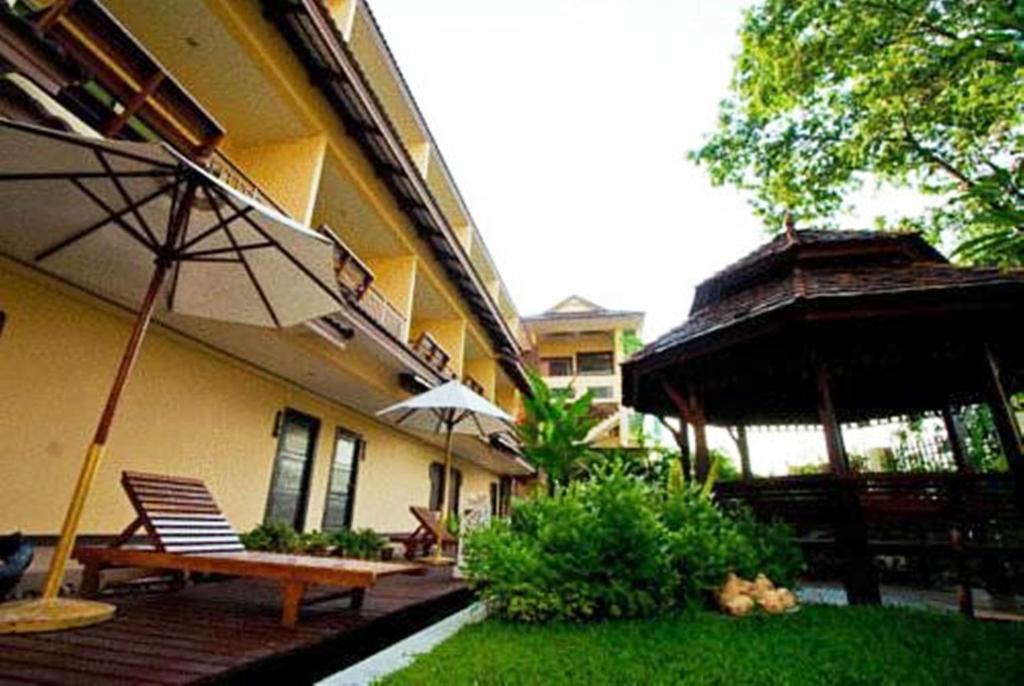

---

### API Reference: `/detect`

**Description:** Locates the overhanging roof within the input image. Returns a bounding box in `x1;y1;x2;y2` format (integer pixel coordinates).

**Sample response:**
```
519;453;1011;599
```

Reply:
261;0;530;395
623;230;1024;424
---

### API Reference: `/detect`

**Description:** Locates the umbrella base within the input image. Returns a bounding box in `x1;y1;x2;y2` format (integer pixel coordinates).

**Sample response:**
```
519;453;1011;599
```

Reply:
0;597;116;634
417;553;456;567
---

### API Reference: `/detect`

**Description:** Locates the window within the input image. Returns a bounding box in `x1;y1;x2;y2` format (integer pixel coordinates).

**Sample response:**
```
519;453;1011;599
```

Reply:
265;409;320;530
577;351;614;375
590;386;614;400
542;357;574;377
498;476;513;517
322;428;363;532
428;462;463;515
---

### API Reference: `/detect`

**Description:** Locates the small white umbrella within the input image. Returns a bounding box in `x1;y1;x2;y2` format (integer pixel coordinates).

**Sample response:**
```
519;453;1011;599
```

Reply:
377;380;515;563
0;119;343;633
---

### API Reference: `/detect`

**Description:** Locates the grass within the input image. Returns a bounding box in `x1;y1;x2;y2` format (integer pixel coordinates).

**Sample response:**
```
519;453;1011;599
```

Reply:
381;605;1024;685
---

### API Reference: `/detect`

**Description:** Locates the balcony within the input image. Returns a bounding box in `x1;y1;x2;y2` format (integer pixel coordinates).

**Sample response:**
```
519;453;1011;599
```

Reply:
463;375;485;397
23;0;224;158
316;225;406;342
412;332;454;379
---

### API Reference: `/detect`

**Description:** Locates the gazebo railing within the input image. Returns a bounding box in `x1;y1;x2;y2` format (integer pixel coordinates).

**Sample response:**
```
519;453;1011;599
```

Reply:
715;472;1023;614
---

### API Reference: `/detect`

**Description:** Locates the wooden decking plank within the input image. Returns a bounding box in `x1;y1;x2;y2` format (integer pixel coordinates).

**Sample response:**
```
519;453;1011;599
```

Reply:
0;649;175;685
19;631;242;667
0;572;469;684
4;636;223;679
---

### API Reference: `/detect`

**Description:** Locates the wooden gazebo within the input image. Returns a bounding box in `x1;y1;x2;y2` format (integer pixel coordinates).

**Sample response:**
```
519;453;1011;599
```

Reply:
622;228;1024;607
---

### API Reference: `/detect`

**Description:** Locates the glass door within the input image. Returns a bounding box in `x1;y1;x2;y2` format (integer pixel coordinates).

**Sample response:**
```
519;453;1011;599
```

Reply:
264;409;320;530
322;428;362;531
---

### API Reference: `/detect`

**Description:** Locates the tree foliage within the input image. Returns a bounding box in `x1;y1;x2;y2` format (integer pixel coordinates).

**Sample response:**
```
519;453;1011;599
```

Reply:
692;0;1024;265
518;370;598;492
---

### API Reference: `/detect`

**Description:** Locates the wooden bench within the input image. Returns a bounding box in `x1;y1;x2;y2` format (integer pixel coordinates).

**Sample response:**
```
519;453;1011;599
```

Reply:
715;473;1024;613
73;471;424;627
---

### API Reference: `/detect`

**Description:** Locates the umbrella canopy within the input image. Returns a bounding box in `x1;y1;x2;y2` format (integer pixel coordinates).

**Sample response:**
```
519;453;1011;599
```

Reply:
377;379;515;437
377;380;516;565
0;119;343;633
0;119;341;327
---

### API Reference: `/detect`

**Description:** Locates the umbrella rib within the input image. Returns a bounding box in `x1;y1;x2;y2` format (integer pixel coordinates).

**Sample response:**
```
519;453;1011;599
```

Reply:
35;179;175;262
178;205;252;251
470;412;488;439
210;185;343;306
166;177;191;312
224;225;281;327
203;184;281;328
94;150;160;247
68;178;159;254
0;170;176;182
181;242;274;259
393;407;418;426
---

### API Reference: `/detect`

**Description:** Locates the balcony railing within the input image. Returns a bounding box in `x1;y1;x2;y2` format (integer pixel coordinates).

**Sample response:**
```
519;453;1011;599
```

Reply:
29;0;224;157
463;375;485;396
412;332;454;378
316;224;406;341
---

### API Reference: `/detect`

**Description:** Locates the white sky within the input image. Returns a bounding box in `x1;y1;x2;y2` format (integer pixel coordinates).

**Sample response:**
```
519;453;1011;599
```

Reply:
370;0;933;471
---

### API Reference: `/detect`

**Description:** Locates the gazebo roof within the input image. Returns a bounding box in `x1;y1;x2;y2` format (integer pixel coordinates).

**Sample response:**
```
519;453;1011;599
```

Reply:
623;229;1024;424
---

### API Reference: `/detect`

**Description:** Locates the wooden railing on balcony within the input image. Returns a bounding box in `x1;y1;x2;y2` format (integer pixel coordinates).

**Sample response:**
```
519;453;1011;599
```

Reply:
413;332;454;378
32;0;224;157
463;376;485;396
316;224;406;341
207;151;283;211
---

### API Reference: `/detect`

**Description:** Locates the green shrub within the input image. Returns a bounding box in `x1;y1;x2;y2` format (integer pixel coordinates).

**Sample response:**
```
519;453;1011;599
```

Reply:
463;467;803;622
239;521;301;553
330;527;387;559
298;530;331;555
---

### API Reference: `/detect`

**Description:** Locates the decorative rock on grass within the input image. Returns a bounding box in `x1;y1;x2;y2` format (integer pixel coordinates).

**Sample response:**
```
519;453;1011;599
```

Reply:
717;572;797;616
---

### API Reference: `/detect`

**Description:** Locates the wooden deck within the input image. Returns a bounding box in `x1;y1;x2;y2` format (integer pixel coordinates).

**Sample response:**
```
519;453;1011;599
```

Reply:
0;569;471;685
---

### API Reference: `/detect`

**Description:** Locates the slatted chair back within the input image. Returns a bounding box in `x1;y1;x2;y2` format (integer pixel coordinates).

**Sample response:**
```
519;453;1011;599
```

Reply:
409;506;456;543
120;471;245;554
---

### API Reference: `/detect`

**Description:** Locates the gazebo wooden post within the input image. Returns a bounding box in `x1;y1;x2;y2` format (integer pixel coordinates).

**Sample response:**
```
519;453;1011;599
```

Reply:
659;415;693;482
983;345;1024;508
814;360;848;475
736;425;752;481
940;405;971;474
814;357;879;604
661;380;707;483
689;390;711;484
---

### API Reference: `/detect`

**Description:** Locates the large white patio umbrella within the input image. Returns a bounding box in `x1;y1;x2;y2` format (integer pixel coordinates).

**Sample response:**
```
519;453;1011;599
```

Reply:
377;380;516;564
0;119;343;633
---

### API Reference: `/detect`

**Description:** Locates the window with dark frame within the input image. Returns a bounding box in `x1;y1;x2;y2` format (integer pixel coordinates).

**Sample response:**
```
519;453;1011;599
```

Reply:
264;409;320;531
428;462;463;515
542;356;574;377
576;351;614;375
322;428;363;532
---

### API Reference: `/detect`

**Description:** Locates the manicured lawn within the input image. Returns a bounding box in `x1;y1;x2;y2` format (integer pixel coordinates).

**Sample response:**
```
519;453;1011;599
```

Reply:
382;605;1024;685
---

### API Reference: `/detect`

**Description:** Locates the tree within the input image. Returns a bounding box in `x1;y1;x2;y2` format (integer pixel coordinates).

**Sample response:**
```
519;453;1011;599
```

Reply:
518;370;598;494
692;0;1024;265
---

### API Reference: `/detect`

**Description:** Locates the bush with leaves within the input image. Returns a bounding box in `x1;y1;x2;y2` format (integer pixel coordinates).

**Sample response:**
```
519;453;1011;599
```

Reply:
239;521;301;553
463;467;802;622
330;527;387;560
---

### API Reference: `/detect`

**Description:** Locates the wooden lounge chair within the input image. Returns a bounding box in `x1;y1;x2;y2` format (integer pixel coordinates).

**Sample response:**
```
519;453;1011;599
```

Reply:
400;506;458;560
73;471;424;627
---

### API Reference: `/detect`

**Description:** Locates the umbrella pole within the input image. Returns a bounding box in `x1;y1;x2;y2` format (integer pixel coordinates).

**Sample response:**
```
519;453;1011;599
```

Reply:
40;257;171;600
0;179;195;634
428;414;456;565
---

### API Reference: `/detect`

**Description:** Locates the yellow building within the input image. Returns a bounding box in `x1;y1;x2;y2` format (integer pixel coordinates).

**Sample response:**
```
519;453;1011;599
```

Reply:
522;296;645;449
0;0;532;569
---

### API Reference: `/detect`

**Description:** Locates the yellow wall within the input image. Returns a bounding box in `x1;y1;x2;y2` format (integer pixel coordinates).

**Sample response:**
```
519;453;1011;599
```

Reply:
535;332;616;359
225;134;327;225
0;262;498;536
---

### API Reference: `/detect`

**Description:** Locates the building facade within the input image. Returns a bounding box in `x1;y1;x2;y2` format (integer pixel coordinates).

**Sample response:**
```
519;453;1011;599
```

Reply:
522;296;644;449
0;0;533;553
